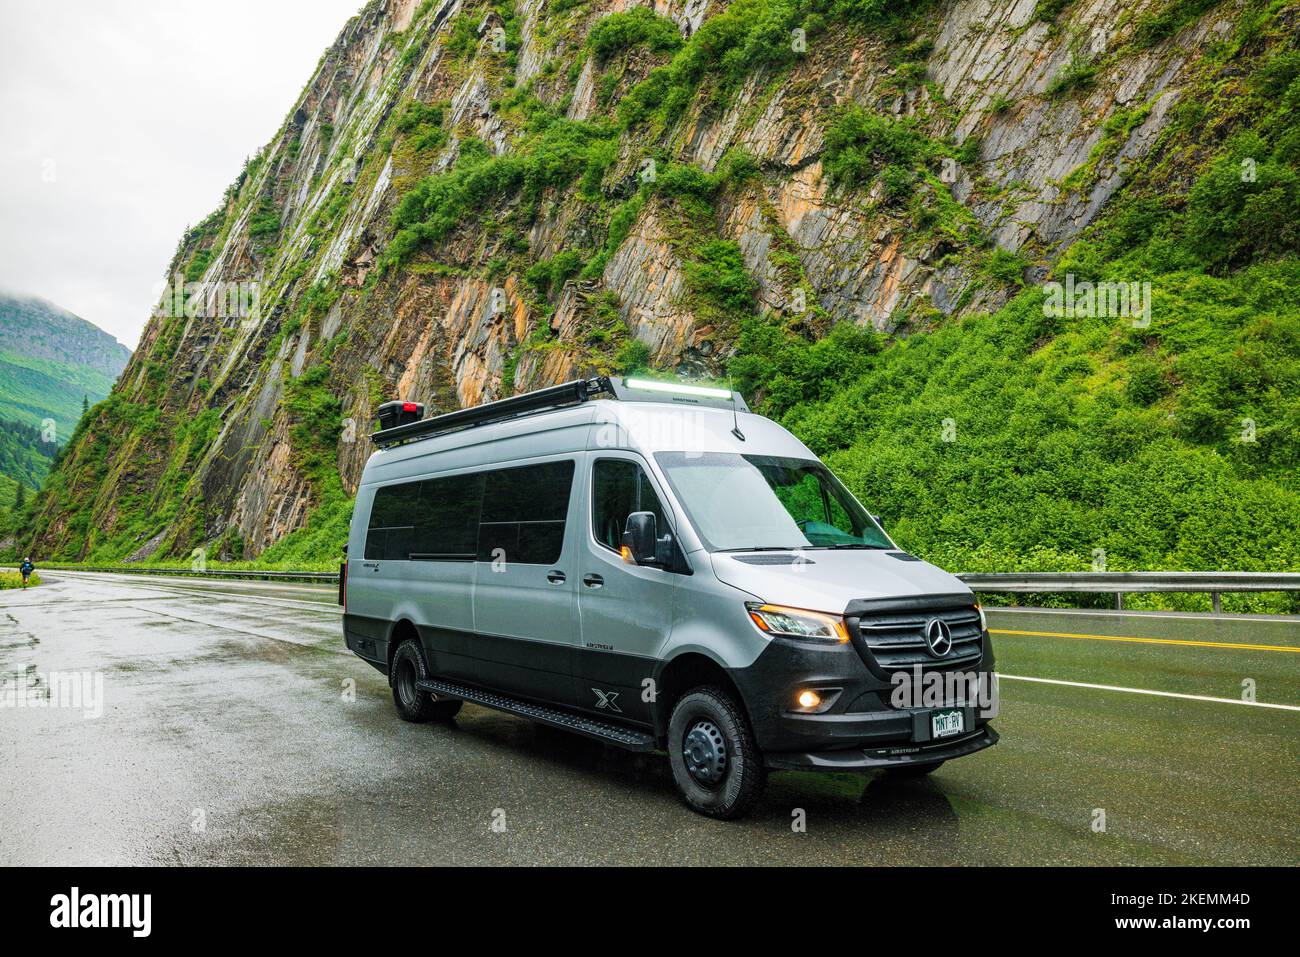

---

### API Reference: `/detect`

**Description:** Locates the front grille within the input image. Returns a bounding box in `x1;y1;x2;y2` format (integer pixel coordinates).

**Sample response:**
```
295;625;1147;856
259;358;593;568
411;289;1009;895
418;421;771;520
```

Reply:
848;600;984;674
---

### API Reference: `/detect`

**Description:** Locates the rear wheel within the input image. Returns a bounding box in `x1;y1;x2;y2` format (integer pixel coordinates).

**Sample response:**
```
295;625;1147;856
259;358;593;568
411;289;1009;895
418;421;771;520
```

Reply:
667;686;765;819
390;639;462;723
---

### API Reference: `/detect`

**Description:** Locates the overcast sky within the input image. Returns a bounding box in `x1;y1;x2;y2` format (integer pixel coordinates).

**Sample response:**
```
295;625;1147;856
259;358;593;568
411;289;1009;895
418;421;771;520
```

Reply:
0;0;364;349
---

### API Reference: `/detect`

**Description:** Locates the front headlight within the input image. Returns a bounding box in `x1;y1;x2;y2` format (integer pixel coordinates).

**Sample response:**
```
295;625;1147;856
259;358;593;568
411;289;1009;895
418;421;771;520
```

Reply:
975;603;988;632
746;603;849;644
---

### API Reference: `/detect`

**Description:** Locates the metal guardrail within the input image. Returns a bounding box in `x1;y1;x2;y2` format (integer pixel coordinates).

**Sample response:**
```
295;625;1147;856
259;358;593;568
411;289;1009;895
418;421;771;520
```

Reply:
957;571;1300;614
48;566;338;584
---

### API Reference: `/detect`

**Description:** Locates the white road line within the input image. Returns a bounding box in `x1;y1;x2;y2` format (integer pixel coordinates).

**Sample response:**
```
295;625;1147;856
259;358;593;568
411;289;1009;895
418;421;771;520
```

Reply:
998;673;1300;711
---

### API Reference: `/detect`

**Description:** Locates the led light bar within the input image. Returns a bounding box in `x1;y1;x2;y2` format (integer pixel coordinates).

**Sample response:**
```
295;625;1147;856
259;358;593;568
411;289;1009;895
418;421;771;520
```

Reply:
624;378;733;400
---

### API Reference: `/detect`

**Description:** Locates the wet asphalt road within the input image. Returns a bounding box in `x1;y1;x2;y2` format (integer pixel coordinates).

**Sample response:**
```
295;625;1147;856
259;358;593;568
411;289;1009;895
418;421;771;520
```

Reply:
0;570;1296;866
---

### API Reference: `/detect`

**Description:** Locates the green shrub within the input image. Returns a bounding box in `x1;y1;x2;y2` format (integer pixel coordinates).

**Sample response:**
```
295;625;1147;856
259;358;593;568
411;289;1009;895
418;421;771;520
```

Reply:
526;250;584;296
880;163;915;201
984;247;1028;286
443;13;480;58
394;100;447;152
655;162;722;200
1184;150;1300;271
1046;49;1097;97
247;198;282;240
614;0;925;132
684;240;757;317
1252;49;1300;98
1034;0;1072;21
588;8;682;62
823;106;934;188
615;337;651;373
1124;357;1169;405
1131;0;1218;49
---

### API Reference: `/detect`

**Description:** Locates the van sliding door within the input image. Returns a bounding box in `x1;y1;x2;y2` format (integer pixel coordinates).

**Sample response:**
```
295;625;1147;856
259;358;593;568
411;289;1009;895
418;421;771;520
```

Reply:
469;459;580;705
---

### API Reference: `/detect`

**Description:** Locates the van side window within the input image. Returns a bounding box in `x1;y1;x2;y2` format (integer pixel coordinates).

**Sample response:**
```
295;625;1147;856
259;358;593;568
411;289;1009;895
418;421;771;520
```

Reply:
477;460;575;564
366;474;485;560
591;459;667;552
366;481;421;560
414;473;485;559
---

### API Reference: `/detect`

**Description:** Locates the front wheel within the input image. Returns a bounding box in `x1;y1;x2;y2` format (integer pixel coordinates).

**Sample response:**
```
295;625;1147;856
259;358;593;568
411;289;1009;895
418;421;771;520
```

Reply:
667;686;766;819
390;639;462;723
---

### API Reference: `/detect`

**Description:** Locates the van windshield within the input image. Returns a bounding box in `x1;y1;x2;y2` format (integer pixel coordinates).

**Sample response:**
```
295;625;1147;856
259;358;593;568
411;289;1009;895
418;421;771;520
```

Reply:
654;452;892;552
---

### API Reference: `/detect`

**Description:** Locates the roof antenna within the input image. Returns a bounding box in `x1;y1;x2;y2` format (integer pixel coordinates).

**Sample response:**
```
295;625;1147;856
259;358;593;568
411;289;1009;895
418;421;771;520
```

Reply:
729;378;745;441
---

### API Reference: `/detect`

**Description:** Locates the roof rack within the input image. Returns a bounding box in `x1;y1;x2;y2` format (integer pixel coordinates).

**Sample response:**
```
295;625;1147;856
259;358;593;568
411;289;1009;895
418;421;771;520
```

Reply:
372;377;611;447
371;375;749;448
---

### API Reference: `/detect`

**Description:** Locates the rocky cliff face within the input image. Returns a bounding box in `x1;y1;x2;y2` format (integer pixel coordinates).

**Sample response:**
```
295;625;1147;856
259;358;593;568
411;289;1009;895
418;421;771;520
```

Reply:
25;0;1280;562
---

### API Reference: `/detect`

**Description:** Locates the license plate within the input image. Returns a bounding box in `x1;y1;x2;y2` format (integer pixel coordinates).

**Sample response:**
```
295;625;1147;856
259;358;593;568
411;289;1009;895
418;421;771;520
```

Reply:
931;709;964;739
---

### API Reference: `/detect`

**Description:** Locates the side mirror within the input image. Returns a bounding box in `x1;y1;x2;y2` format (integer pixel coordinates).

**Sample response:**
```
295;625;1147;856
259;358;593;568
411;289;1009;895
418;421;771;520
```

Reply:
623;511;666;567
871;514;885;531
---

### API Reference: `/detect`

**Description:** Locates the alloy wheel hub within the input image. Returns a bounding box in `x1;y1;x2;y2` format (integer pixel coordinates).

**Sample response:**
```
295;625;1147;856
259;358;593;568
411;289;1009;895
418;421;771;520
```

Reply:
683;720;727;786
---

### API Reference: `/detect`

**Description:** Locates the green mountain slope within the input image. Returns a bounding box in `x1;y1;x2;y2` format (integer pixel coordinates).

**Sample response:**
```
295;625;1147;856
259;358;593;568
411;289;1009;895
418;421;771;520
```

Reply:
0;293;130;436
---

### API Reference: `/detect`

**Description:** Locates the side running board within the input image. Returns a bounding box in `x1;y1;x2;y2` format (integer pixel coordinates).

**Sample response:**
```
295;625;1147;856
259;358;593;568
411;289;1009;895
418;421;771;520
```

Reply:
416;677;657;752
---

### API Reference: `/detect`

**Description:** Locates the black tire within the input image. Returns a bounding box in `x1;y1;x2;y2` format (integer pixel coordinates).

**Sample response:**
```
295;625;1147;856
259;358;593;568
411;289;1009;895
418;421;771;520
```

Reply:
667;686;766;819
390;639;463;723
884;760;944;778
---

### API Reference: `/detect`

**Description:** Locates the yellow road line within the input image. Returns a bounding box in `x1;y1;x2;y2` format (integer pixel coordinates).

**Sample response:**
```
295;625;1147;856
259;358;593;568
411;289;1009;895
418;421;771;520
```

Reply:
989;628;1300;654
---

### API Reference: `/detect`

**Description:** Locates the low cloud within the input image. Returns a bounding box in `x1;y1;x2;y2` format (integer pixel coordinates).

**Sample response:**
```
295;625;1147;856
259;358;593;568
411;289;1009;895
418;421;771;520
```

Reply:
0;0;363;347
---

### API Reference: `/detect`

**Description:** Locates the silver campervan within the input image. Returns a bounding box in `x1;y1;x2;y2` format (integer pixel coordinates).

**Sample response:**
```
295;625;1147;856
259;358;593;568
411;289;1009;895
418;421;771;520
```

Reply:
342;377;997;818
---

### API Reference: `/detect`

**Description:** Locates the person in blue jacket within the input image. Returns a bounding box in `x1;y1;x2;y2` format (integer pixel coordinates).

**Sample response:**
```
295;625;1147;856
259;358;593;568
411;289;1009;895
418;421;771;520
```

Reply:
19;557;34;588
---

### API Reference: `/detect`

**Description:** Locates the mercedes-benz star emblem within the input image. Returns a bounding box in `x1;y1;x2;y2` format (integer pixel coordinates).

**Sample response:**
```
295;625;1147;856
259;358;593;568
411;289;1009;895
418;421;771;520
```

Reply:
925;618;953;657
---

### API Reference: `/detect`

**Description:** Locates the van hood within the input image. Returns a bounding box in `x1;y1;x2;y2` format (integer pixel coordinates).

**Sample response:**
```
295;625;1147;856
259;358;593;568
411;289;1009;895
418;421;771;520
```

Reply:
708;549;972;612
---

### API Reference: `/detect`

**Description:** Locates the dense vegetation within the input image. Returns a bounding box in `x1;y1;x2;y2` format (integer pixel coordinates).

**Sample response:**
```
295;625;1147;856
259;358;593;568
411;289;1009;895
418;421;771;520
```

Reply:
0;418;58;491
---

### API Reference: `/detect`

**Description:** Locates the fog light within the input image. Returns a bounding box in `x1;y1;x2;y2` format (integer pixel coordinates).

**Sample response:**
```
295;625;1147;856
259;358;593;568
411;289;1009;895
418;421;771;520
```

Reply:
797;690;821;710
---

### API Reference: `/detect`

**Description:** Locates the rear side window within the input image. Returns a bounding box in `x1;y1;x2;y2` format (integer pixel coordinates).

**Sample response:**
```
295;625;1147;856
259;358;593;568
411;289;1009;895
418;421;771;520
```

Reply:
477;460;575;565
591;459;667;552
366;481;421;560
365;474;485;560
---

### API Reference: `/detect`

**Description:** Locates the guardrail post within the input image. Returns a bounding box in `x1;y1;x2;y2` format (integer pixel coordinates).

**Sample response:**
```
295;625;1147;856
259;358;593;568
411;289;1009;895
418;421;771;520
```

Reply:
1114;592;1123;611
1212;591;1222;615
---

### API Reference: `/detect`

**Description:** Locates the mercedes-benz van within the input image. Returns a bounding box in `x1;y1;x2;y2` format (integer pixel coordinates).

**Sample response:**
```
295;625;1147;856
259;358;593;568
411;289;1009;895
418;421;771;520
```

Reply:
342;376;997;818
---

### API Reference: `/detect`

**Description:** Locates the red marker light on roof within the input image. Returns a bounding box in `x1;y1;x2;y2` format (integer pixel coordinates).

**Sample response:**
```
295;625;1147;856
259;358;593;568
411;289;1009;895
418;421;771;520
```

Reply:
402;402;418;413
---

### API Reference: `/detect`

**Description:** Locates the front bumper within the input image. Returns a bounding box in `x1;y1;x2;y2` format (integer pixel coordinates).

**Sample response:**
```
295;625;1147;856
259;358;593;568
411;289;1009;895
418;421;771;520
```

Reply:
728;631;998;760
765;725;999;772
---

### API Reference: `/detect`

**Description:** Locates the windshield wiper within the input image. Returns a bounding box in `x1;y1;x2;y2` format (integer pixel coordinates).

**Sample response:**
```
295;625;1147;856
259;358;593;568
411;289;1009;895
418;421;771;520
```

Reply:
812;543;891;550
718;546;803;553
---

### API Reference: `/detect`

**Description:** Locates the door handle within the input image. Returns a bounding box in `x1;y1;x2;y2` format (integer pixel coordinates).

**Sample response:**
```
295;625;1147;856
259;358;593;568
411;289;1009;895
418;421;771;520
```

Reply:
546;570;567;584
582;574;604;588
